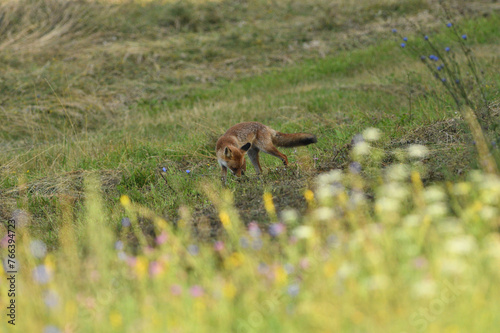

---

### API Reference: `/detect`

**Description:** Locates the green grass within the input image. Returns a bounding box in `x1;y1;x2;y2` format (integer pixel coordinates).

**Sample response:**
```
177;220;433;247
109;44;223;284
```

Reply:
1;0;500;332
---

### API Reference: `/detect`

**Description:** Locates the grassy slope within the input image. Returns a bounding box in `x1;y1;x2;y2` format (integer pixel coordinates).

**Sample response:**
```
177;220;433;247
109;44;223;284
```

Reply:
0;0;499;242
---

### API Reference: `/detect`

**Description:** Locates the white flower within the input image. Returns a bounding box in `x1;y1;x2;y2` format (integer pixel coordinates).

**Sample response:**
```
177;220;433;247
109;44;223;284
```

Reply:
375;197;400;213
385;163;410;182
425;203;448;217
379;182;409;200
314;207;335;221
362;127;381;142
337;263;358;279
403;214;421;228
412;279;437;298
445;235;477;255
293;226;314;239
408;144;429;158
352;142;370;157
423;186;446;202
480;206;498;220
440;258;467;275
281;209;298;223
453;182;471;196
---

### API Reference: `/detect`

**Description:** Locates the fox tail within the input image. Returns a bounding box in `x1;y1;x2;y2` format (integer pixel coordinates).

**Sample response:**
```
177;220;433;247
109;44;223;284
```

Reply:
272;132;317;148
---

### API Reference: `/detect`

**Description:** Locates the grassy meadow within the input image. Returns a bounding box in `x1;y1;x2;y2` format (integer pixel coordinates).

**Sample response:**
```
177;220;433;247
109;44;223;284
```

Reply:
1;0;500;332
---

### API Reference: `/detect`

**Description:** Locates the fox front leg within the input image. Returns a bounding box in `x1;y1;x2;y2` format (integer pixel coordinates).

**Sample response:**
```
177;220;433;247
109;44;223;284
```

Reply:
220;165;228;184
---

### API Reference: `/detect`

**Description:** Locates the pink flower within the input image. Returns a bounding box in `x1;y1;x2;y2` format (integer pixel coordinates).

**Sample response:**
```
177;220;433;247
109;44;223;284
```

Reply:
149;261;163;277
170;284;182;296
156;231;168;245
214;241;224;252
190;285;204;297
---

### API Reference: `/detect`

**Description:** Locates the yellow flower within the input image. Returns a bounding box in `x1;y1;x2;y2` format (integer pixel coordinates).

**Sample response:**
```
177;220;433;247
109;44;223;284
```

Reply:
274;266;288;285
109;311;123;328
304;189;314;204
222;282;237;300
263;192;276;215
323;262;336;278
134;256;148;279
120;195;131;207
219;211;232;230
225;252;245;269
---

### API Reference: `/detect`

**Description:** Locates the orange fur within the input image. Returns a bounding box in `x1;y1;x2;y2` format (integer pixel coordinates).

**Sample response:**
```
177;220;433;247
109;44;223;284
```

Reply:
216;122;317;182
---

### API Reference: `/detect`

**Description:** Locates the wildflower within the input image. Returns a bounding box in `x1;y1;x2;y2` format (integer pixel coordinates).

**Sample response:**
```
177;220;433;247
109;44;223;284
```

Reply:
187;244;199;256
314;207;334;221
445;47;450;52
446;23;452;27
171;284;182;296
149;261;163;277
445;235;477;255
281;209;298;223
362;127;381;141
214;241;224;252
408;144;429;158
155;231;168;245
392;28;397;33
120;195;131;207
403;37;408;41
304;189;314;203
219;211;232;229
412;279;437;298
299;258;310;270
30;240;47;259
462;34;467;40
287;283;300;297
43;326;61;333
352;141;370;157
293;225;314;239
109;311;123;328
269;223;285;237
117;251;127;261
440;258;466;275
400;43;406;48
426;203;448;217
437;65;442;71
248;222;261;238
43;290;59;308
420;55;426;61
222;282;237;299
351;133;364;145
349;162;362;174
424;35;429;40
441;78;446;82
455;79;460;83
263;192;276;215
162;167;167;172
33;265;51;284
121;217;131;227
186;170;191;174
114;240;124;251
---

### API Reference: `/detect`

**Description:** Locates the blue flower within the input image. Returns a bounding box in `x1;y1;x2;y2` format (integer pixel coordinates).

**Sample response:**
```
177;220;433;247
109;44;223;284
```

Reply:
400;43;406;48
441;78;446;82
429;55;438;61
162;167;167;172
392;28;397;33
420;55;426;60
445;47;450;52
437;65;442;71
462;34;467;40
447;23;452;28
424;35;429;41
403;37;408;41
186;170;191;174
121;217;131;227
455;79;460;83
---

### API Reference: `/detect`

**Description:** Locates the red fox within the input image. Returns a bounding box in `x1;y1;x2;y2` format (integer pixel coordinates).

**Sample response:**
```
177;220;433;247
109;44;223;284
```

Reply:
216;122;317;182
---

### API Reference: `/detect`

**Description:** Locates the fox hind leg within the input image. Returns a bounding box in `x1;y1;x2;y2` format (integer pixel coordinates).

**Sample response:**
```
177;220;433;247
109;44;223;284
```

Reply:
247;148;263;174
260;146;288;166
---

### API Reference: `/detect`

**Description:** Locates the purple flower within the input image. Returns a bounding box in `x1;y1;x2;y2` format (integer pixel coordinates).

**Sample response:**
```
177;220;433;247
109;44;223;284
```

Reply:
424;35;429;41
33;265;51;284
441;78;446;82
445;47;450;52
400;43;406;48
156;231;168;245
268;223;285;237
162;167;167;172
349;162;362;174
462;34;467;40
392;28;397;33
447;23;452;28
214;241;224;252
187;244;199;256
44;326;61;333
121;217;131;227
403;37;408;41
171;284;182;296
248;222;261;238
287;283;300;297
114;240;124;251
190;285;204;297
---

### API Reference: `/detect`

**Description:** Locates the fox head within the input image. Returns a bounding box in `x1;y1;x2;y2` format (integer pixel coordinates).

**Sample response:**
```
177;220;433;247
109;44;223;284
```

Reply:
223;142;251;177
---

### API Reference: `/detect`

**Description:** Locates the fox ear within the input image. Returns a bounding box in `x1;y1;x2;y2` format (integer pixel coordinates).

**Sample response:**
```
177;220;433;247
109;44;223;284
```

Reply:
224;147;232;158
240;142;251;152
